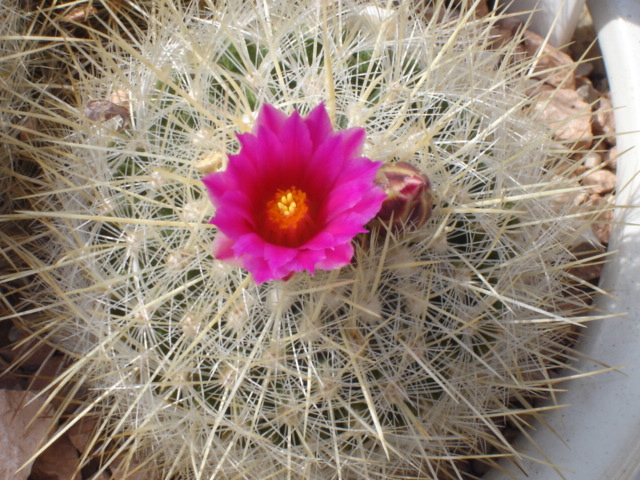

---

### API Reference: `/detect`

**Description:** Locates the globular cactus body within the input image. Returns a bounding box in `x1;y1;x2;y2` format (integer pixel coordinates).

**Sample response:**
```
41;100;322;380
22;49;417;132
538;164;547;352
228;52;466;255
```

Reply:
1;1;605;479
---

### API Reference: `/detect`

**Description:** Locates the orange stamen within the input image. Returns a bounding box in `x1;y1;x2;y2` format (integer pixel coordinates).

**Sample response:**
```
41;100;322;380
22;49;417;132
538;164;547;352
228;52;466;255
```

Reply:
266;186;309;230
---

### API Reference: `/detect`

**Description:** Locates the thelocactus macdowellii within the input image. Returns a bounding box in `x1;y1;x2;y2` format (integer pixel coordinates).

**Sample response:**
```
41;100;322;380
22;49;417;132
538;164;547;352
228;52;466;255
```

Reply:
2;1;609;479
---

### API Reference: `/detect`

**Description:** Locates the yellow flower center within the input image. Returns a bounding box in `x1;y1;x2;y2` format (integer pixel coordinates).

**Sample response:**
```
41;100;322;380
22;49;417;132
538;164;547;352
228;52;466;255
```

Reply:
266;186;309;230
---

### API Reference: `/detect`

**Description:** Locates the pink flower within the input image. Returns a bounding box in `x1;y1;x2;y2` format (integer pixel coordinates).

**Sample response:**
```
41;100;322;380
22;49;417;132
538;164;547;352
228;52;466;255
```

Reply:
203;103;385;283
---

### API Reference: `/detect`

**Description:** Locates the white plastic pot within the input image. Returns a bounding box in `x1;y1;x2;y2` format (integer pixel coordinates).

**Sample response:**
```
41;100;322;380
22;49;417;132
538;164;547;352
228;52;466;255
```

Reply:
486;1;640;479
506;0;585;47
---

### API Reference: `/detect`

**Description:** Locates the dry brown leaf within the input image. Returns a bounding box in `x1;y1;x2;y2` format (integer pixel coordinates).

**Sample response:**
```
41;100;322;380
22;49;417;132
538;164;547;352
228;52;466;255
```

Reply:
472;0;489;17
490;17;524;50
68;416;99;454
0;390;54;480
587;195;615;245
84;100;131;130
28;355;67;393
569;242;606;281
0;323;55;370
87;472;110;480
109;454;160;480
30;435;81;480
109;89;131;107
17;116;40;142
60;5;98;23
27;355;79;415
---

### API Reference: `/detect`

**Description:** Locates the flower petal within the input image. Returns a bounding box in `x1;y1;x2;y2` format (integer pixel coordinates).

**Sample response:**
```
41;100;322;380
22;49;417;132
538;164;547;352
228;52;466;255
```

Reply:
316;242;355;271
304;103;333;146
323;162;384;217
339;127;366;159
303;134;345;190
203;103;385;283
211;233;239;262
258;103;288;135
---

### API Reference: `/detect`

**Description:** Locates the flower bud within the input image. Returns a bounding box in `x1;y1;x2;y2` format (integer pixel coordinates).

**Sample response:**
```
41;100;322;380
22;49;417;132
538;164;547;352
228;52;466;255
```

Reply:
369;161;433;234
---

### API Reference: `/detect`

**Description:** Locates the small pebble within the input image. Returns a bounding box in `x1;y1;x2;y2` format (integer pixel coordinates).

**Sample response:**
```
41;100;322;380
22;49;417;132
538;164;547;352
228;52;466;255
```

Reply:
534;85;593;151
582;152;602;169
523;29;576;89
583;169;617;195
592;95;616;147
576;81;599;105
602;146;618;170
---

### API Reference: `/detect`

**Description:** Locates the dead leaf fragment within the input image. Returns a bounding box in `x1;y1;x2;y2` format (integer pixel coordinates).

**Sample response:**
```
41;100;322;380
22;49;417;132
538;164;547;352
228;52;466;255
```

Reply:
0;323;55;370
0;390;54;480
68;417;99;455
472;0;489;17
60;5;98;23
569;242;606;281
84;100;130;130
109;454;160;480
592;206;614;245
109;89;131;107
17;116;40;142
87;473;110;480
28;355;67;393
490;17;524;50
31;435;81;480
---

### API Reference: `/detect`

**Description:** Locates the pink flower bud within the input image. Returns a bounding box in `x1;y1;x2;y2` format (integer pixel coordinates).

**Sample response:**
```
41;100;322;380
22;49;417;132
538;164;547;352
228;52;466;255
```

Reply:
369;161;433;234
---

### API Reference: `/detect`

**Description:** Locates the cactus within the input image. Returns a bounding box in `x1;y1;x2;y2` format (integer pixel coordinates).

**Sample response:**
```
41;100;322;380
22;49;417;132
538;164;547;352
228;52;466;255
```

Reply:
1;1;608;479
